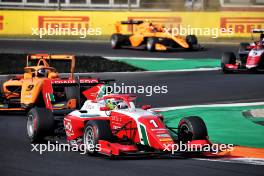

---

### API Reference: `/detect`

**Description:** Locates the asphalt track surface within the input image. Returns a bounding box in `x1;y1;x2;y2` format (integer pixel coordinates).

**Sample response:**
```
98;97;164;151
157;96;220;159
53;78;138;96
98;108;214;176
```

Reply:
0;40;264;176
0;39;237;58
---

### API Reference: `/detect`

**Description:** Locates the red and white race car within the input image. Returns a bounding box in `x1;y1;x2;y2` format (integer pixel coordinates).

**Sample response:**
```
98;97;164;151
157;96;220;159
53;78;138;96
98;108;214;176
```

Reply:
27;83;210;157
221;29;264;73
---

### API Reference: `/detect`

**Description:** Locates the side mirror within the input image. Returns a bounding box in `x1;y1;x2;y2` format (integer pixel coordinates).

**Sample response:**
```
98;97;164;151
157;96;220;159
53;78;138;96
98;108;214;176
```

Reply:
141;105;151;110
100;106;110;111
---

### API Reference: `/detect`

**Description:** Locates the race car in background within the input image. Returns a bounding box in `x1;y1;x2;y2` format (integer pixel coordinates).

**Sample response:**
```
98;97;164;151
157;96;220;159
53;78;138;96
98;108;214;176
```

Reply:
0;54;98;113
27;84;210;157
221;29;264;73
110;20;203;52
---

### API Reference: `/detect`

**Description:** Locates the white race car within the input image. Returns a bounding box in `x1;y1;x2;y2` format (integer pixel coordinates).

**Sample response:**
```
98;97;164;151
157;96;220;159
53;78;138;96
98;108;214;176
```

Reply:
27;84;210;157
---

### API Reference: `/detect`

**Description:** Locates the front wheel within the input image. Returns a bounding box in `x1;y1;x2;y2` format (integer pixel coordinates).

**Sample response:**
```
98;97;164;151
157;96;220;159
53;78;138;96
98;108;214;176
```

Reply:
221;52;236;74
178;116;208;144
27;107;55;143
146;37;158;52
83;120;112;155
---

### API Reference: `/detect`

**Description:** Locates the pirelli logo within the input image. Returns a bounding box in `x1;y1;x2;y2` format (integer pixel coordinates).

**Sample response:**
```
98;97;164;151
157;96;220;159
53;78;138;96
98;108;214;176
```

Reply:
221;17;264;33
127;16;182;32
38;16;89;30
0;16;4;31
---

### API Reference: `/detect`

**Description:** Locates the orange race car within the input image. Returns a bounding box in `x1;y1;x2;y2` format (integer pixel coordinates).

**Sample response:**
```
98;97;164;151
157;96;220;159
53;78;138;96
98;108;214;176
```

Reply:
0;54;99;113
110;20;203;52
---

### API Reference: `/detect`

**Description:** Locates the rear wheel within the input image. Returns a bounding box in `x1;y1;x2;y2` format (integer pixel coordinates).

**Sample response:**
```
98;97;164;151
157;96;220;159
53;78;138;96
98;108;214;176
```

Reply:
146;37;158;52
110;34;126;49
0;79;5;102
83;120;112;155
221;52;236;73
0;80;4;93
27;107;55;143
178;116;208;144
186;35;198;49
257;54;264;72
0;91;3;104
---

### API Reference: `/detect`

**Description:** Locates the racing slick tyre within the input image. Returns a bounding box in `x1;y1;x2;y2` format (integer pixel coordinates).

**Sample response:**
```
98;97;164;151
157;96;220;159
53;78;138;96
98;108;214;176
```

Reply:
110;34;126;49
186;35;198;49
83;120;112;155
0;79;4;102
65;86;80;108
0;79;4;92
146;37;158;52
257;55;264;72
0;90;3;103
178;116;208;144
221;52;236;74
27;107;55;143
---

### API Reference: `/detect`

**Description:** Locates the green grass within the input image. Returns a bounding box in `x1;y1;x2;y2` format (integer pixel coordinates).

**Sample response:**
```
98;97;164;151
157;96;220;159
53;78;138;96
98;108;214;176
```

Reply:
161;105;264;148
117;58;220;71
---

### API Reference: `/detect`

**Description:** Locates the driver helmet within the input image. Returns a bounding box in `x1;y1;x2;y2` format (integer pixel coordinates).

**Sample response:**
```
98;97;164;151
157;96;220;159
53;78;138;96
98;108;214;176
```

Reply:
106;99;127;110
37;68;47;77
117;101;128;109
106;99;118;110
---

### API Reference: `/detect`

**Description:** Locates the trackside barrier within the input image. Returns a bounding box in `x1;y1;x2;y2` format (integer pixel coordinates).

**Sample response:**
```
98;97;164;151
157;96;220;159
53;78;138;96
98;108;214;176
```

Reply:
0;10;263;38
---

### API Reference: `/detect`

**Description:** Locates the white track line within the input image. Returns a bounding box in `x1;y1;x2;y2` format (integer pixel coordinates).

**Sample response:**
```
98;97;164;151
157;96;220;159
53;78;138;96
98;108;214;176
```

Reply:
129;67;220;73
153;101;264;112
75;68;220;73
196;158;264;166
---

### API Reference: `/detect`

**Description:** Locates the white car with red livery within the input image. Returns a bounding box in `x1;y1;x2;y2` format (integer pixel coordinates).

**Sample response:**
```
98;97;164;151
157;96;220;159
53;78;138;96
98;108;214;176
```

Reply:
221;29;264;73
27;84;210;157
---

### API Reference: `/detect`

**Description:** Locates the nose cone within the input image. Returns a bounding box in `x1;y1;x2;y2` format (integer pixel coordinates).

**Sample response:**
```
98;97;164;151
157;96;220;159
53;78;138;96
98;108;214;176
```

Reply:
246;55;261;68
174;36;189;48
138;116;174;150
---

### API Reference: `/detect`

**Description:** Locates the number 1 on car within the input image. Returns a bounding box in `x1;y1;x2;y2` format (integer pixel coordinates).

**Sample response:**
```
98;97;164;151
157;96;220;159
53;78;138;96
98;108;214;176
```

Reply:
150;119;159;128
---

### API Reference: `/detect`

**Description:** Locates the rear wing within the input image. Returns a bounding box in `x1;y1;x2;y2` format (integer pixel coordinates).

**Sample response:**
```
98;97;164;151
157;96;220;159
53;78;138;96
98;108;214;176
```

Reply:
27;54;76;79
252;29;264;33
81;79;114;101
115;20;144;33
51;78;115;86
51;78;115;101
120;20;144;25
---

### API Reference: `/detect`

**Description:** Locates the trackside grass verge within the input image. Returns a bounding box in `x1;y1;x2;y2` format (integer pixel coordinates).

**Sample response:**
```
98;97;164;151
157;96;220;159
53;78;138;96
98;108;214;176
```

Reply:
114;58;220;71
161;105;264;148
